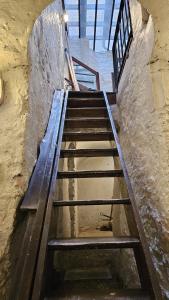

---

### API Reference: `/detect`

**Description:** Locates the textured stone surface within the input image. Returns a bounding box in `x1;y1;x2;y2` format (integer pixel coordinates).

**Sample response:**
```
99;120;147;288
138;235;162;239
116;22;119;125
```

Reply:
0;0;67;297
27;1;67;175
117;0;169;298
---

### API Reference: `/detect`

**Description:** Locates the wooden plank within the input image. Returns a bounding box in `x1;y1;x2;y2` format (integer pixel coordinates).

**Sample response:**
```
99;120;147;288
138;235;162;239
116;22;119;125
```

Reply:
66;107;108;118
53;198;130;207
103;91;160;298
68;99;105;108
68;97;104;101
60;148;118;158
48;237;140;250
68;91;103;98
64;118;110;129
63;131;114;141
20;90;64;211
57;170;124;179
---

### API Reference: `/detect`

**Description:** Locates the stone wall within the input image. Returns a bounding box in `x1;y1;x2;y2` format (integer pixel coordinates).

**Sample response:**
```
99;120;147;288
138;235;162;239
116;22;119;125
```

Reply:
0;1;68;297
117;0;169;298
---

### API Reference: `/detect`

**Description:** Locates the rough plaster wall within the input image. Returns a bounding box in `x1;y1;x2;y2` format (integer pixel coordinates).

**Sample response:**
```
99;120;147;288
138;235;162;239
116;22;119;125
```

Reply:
28;1;67;170
117;0;169;297
0;0;67;297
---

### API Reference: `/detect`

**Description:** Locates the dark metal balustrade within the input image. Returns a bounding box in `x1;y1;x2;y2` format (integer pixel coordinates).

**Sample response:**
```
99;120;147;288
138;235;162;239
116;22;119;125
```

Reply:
112;0;133;89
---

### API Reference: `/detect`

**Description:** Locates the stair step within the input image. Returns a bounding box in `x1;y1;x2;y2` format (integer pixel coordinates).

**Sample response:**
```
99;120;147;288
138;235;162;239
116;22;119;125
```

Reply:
53;198;130;207
68;99;105;108
66;107;108;118
57;170;123;179
60;148;118;158
65;118;110;129
48;237;140;250
69;98;104;101
63;131;114;141
68;91;103;98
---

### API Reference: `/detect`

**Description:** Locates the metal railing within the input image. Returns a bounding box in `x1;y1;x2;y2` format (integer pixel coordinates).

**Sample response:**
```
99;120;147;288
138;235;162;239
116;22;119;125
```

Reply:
112;0;133;89
72;56;100;91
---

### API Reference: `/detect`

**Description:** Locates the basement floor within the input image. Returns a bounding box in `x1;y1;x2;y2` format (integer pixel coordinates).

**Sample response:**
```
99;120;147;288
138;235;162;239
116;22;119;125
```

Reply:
45;261;150;300
46;280;150;300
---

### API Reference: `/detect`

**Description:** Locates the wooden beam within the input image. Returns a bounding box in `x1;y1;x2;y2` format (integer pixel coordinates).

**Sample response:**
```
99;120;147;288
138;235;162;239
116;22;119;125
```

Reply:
63;131;114;141
57;169;123;179
60;148;118;158
67;98;105;108
48;237;140;250
66;107;108;118
65;117;110;129
53;198;130;206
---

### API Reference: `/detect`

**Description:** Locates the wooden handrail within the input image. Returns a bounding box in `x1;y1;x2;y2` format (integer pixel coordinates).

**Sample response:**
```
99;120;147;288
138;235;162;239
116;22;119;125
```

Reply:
31;91;69;300
11;90;66;300
65;49;80;91
72;56;100;91
64;32;80;91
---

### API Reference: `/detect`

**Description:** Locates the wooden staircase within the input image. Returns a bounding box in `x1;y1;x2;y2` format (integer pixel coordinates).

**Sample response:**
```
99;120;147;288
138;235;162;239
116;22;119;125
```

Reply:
12;90;160;300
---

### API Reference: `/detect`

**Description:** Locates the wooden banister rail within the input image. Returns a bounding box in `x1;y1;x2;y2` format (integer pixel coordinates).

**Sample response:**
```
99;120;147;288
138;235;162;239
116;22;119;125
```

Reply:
72;56;100;91
11;90;66;300
61;1;76;90
103;91;162;299
65;49;80;91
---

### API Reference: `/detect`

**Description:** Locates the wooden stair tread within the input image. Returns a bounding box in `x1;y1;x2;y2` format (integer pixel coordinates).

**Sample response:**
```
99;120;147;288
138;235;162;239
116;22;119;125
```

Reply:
60;148;118;157
68;99;105;108
68;98;104;101
65;118;110;129
68;91;103;98
53;198;130;206
65;117;109;120
48;237;140;250
57;170;123;179
63;131;114;141
66;107;108;118
65;117;110;129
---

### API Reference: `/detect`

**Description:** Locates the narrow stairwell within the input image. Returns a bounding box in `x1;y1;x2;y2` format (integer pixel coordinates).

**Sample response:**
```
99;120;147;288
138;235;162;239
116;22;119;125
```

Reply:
14;90;158;300
44;91;154;299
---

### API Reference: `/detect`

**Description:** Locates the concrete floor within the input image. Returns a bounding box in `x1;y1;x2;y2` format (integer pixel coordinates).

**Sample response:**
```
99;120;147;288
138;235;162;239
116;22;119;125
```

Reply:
70;38;113;91
46;282;150;300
